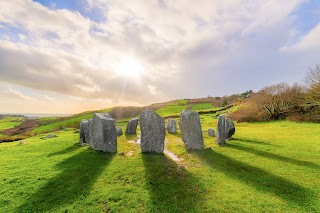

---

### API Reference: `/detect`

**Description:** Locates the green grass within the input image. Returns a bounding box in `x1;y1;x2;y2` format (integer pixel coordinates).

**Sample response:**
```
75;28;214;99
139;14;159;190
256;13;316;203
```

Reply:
0;118;319;212
191;103;212;110
32;109;111;134
0;116;24;131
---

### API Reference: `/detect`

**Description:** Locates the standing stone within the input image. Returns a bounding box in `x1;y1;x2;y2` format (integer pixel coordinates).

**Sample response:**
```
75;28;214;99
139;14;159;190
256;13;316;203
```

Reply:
208;128;215;137
179;110;204;150
88;118;93;148
90;113;117;153
167;118;177;133
116;126;123;135
216;114;226;145
126;118;138;134
225;118;235;139
79;119;90;145
140;109;165;153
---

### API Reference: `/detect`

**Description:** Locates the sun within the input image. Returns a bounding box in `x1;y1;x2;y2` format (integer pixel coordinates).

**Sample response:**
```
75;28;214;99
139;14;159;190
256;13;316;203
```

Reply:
115;56;142;77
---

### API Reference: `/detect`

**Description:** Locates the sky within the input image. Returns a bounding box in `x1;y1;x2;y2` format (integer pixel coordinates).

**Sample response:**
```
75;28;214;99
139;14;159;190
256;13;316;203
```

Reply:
0;0;320;114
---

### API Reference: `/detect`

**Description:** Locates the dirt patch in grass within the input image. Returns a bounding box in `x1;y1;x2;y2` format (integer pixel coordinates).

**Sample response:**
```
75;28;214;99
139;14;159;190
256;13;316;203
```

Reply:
4;119;39;136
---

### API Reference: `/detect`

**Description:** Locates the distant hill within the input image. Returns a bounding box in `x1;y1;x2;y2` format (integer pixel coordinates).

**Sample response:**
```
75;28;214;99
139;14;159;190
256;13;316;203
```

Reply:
0;95;244;140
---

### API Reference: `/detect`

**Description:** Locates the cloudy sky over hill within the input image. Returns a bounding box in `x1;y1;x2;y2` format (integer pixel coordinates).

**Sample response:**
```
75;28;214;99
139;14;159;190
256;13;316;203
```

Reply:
0;0;320;113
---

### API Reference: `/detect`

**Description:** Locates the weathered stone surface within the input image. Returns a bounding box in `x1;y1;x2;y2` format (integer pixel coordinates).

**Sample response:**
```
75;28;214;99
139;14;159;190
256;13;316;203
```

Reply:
89;113;117;153
216;114;226;145
80;119;90;145
140;109;165;153
126;118;138;134
208;128;215;137
88;118;93;148
179;110;204;150
116;126;123;135
225;118;235;139
167;118;177;133
45;134;57;138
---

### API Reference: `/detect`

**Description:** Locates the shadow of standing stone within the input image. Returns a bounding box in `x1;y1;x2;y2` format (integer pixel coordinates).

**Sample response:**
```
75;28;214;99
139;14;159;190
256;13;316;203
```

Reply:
142;153;206;212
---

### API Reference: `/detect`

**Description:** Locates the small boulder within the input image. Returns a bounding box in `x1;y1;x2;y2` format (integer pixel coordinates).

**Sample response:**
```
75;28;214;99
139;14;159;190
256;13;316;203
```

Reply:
126;118;138;134
45;134;57;138
179;110;204;150
140;109;165;153
167;118;177;133
116;126;123;135
208;128;215;137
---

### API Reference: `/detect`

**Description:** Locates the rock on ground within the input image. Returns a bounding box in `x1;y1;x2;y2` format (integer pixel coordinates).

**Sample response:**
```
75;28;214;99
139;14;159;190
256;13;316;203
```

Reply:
80;119;90;145
216;114;226;145
140;109;165;153
45;134;57;138
89;113;117;153
179;110;204;150
208;128;215;137
126;118;139;134
225;118;235;139
116;126;123;135
167;118;177;133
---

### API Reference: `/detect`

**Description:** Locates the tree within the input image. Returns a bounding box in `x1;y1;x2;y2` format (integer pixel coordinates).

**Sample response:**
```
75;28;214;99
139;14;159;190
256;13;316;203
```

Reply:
304;65;320;107
254;83;303;120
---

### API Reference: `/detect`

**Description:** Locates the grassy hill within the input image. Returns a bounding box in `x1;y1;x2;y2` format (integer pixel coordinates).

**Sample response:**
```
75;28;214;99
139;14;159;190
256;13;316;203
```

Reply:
0;115;319;212
1;99;227;136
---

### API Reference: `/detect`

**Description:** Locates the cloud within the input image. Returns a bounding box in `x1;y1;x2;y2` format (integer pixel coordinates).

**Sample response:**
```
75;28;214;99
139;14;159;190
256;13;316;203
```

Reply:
0;0;319;114
0;86;35;101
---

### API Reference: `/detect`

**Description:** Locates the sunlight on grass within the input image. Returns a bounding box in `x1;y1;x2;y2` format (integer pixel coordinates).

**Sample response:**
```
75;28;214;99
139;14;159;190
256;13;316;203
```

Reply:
0;112;320;212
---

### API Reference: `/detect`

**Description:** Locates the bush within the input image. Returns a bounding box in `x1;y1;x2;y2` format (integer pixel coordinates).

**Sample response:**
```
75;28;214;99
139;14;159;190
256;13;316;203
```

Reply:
228;103;268;122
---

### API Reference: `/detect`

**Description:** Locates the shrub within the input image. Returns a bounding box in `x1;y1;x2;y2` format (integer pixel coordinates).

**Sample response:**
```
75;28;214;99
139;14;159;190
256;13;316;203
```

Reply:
228;103;268;122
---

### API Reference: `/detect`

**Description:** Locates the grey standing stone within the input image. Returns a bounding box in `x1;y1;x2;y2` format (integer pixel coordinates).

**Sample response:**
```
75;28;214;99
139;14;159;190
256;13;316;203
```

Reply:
216;114;226;145
126;118;138;134
80;119;90;145
89;113;117;153
88;118;93;148
225;118;235;139
167;118;177;133
179;110;204;150
208;128;215;137
116;126;123;135
140;109;165;153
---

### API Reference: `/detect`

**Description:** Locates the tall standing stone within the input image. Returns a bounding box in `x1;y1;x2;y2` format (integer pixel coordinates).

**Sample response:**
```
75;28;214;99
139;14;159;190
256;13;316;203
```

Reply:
225;118;235;139
216;114;226;145
167;118;177;133
126;118;138;134
88;118;93;147
140;109;165;153
179;110;204;150
208;128;215;137
79;119;90;145
90;113;117;153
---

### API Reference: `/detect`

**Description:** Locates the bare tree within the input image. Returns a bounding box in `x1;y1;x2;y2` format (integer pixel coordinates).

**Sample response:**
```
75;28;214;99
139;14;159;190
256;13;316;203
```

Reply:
304;65;320;107
254;83;303;120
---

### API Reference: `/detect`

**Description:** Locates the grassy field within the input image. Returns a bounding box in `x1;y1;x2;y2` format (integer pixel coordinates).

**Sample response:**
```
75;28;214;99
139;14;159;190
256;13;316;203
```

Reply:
0;116;319;212
0;116;24;131
32;109;111;134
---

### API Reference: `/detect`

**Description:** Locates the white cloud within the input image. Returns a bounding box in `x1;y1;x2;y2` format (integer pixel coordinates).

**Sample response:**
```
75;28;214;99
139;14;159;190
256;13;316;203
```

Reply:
0;0;319;113
0;86;35;101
